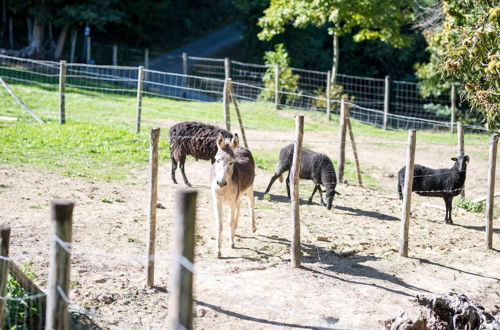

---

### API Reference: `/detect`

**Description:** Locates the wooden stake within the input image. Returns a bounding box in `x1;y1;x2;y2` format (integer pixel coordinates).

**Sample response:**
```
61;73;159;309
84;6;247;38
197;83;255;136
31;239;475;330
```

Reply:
458;122;465;199
136;66;144;134
0;78;43;124
326;70;331;120
383;75;390;130
290;116;304;268
400;130;416;257
228;81;248;148
485;134;498;249
46;200;74;330
170;190;197;330
347;112;362;186
59;60;67;124
0;227;10;327
338;98;347;182
147;128;160;286
223;78;230;131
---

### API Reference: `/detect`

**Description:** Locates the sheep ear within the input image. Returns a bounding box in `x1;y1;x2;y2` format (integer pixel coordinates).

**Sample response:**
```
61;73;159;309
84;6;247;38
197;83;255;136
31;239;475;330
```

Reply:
216;133;225;150
465;155;470;163
230;133;239;150
451;157;457;161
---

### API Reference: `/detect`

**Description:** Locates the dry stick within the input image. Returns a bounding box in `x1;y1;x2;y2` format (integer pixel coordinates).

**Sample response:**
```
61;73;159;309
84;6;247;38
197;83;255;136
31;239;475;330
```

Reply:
147;128;160;287
59;60;67;124
136;66;144;134
485;134;498;249
383;75;390;130
326;70;331;120
290;116;304;268
223;78;231;131
228;81;248;148
170;190;197;330
346;109;362;186
0;227;10;327
400;130;416;258
457;122;465;199
0;78;43;124
338;99;347;182
46;200;74;330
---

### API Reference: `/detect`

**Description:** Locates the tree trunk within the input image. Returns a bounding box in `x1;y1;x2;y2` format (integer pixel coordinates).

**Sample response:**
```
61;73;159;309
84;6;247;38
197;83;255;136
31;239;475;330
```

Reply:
8;16;12;49
27;18;32;43
331;29;339;86
69;28;76;63
54;24;68;60
23;18;45;57
1;0;6;46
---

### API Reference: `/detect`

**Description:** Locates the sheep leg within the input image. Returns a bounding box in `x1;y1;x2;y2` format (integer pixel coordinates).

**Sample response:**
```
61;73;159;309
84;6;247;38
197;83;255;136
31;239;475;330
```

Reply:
171;157;178;184
179;155;192;187
286;173;291;200
247;188;256;233
444;196;453;224
264;173;281;195
308;185;318;204
317;186;326;206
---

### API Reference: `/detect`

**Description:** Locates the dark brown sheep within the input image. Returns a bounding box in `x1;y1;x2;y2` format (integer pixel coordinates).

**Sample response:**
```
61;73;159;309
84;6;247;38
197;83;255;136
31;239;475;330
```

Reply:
169;121;232;187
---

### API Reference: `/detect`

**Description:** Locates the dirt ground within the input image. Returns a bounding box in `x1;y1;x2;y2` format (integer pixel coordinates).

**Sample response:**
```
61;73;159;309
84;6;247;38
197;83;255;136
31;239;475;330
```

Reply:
1;121;499;329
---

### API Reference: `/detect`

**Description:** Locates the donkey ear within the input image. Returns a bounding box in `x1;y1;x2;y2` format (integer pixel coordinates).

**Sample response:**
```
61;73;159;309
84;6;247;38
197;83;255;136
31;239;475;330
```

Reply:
230;133;239;150
216;133;225;149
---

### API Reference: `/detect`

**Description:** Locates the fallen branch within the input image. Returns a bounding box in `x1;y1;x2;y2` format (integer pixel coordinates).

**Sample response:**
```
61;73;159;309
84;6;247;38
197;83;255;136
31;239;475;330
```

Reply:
0;77;44;124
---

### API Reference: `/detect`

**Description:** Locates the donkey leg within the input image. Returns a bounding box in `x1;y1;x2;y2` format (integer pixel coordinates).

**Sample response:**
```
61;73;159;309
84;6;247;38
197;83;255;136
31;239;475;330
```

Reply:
179;154;192;187
171;156;178;184
318;186;326;206
247;188;256;233
229;201;240;249
213;198;223;258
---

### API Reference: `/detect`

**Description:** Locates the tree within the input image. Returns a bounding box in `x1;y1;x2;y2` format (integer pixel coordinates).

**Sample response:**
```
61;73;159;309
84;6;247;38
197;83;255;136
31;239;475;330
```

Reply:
257;0;414;84
418;0;500;131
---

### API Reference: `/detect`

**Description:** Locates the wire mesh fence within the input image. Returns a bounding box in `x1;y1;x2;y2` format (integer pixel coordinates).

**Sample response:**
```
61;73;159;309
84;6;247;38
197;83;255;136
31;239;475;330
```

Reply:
0;54;490;134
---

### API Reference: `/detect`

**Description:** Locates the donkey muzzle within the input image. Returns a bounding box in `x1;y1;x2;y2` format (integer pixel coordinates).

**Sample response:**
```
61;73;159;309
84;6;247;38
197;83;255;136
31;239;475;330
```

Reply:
217;180;227;187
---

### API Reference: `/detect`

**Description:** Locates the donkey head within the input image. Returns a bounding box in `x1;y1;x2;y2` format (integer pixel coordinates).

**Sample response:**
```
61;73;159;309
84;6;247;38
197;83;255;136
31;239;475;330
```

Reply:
213;133;239;188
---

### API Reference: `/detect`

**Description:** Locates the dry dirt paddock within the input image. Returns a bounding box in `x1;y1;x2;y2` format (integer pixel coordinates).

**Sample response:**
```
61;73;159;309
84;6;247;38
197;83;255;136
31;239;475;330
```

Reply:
1;121;499;329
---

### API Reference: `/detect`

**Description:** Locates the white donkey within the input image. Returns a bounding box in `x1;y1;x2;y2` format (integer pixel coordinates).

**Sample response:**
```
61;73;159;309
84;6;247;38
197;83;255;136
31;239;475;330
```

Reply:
211;133;256;258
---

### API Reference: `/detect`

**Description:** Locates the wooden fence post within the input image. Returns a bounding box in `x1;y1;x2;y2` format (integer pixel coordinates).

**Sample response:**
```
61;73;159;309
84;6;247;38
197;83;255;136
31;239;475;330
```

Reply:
112;44;118;66
224;57;231;79
170;190;197;330
46;200;74;330
458;122;465;199
223;78;231;131
400;130;416;257
59;60;67;125
228;81;248;148
338;98;347;182
485;134;498;249
450;84;456;133
346;108;362;186
147;128;160;286
383;75;390;130
290;116;304;268
182;52;188;76
144;48;149;69
136;66;144;134
0;227;10;327
326;70;331;120
274;65;280;109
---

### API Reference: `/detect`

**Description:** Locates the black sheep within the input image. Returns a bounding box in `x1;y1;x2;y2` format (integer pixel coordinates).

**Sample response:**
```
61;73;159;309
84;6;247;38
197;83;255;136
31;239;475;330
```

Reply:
169;121;232;187
398;155;469;224
264;144;338;210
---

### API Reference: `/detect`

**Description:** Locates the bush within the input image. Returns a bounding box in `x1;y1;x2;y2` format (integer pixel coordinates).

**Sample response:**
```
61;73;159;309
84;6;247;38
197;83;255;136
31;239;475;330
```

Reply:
313;84;354;111
258;44;300;105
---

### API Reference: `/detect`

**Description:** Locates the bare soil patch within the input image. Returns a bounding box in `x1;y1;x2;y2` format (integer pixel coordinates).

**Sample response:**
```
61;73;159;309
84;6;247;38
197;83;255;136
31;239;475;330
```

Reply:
1;124;499;329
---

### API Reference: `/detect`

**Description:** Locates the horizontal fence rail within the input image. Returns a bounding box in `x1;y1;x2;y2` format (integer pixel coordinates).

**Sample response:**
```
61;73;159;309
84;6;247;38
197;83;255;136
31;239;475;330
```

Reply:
0;53;490;133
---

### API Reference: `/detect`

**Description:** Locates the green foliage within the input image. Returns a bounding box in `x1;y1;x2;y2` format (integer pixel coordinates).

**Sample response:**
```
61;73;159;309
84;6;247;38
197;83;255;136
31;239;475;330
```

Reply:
313;84;353;109
257;0;413;47
436;0;500;131
456;198;485;213
258;44;300;104
423;103;451;119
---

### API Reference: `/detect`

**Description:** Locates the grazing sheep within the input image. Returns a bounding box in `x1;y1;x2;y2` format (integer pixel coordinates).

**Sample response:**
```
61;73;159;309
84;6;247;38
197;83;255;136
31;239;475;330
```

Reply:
398;155;469;224
264;144;339;210
169;121;232;187
211;133;256;258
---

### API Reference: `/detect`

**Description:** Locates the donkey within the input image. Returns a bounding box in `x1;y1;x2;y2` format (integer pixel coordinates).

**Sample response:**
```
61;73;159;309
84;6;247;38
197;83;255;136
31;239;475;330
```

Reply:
210;133;256;258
